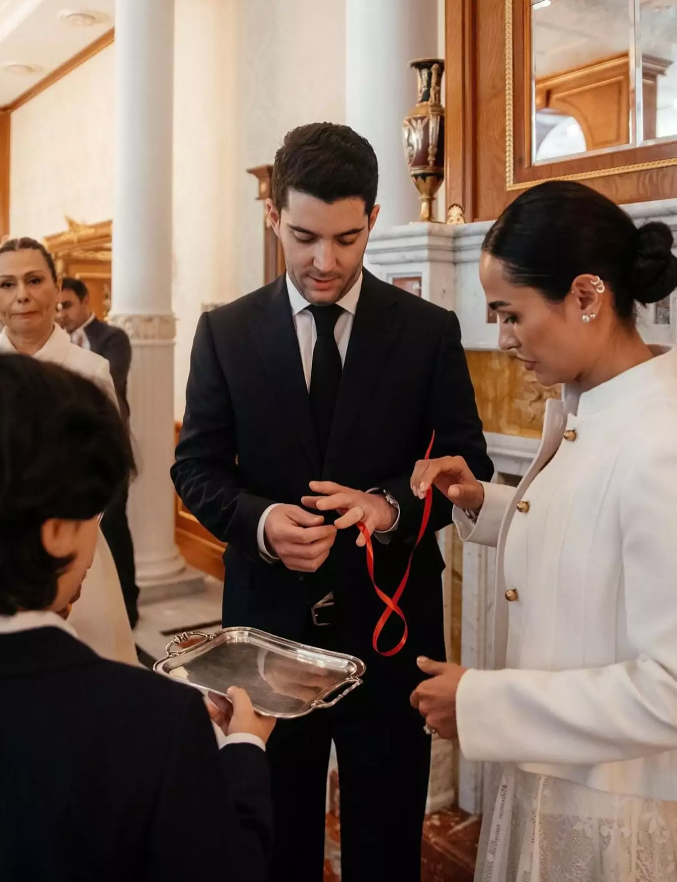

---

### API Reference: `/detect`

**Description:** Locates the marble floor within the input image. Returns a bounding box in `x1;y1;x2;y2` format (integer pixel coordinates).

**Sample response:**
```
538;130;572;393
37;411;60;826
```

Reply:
323;771;480;882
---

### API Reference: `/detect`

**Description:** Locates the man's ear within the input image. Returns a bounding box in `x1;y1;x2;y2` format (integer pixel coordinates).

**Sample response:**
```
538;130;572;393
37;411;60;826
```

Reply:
266;199;281;238
368;205;380;233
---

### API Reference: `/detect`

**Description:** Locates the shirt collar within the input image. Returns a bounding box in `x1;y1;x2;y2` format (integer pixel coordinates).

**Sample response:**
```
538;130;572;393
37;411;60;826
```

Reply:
80;313;96;331
0;323;72;365
0;609;79;639
286;273;363;317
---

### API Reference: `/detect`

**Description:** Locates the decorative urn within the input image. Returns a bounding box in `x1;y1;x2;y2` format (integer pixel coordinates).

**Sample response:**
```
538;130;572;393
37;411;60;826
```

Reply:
402;58;445;223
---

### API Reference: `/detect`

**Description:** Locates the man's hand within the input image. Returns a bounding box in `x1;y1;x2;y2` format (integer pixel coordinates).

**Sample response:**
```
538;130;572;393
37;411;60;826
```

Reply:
206;687;276;744
410;658;468;741
264;504;337;572
301;482;397;548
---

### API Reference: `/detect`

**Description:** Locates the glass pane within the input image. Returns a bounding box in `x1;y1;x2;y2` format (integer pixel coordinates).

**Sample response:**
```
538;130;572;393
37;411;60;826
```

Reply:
535;113;587;161
639;0;677;143
532;0;633;163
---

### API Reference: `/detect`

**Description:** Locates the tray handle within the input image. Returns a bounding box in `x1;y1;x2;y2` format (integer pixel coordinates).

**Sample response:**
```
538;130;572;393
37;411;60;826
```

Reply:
164;630;216;658
310;676;362;710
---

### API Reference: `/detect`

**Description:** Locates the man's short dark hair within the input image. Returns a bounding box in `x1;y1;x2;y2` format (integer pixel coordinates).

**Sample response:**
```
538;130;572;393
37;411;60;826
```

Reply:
61;277;89;302
0;355;134;615
271;123;379;216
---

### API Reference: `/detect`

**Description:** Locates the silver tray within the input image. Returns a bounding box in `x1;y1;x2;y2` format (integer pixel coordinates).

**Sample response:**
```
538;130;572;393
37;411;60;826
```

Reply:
153;627;366;719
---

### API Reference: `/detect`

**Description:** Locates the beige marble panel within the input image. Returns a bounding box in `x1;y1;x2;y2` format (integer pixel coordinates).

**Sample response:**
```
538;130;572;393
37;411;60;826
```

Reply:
466;350;561;439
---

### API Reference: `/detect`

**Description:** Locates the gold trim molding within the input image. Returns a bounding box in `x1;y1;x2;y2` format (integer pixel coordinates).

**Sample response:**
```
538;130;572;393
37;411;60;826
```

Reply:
107;314;176;341
2;30;114;113
505;0;677;191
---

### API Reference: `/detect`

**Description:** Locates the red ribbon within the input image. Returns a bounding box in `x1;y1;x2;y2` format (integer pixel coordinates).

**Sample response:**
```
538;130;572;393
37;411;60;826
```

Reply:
358;432;436;657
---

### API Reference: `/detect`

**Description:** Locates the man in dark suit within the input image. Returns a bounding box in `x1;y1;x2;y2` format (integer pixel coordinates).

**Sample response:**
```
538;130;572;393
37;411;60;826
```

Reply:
58;278;139;627
172;123;493;882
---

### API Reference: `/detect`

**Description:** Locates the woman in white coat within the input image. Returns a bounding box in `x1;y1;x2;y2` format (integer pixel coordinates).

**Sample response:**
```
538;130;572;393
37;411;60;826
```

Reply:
0;237;136;665
410;181;677;882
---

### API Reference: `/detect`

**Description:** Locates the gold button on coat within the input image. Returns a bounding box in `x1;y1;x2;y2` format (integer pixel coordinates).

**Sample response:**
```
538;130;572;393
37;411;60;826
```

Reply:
516;501;530;514
505;588;519;602
563;429;578;442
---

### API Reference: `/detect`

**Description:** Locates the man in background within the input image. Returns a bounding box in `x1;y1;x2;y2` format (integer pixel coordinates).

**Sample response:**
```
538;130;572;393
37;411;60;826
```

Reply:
58;278;139;628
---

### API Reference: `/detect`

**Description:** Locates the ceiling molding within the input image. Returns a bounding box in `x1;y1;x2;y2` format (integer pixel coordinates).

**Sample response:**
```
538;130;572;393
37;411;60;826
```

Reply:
2;27;113;112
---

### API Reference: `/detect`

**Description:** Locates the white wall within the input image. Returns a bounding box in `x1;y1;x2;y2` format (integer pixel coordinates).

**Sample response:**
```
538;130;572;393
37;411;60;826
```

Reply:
10;43;115;239
172;0;346;416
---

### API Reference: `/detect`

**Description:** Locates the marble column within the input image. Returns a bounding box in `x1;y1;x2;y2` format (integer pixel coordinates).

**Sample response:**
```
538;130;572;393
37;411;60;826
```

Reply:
346;0;439;230
109;0;185;589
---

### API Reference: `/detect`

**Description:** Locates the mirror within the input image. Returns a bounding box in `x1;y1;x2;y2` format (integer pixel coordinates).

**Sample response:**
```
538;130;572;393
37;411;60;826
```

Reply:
531;0;677;164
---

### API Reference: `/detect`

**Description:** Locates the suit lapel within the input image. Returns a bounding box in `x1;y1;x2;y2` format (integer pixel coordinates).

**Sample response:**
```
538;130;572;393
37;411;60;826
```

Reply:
323;271;401;477
250;277;320;473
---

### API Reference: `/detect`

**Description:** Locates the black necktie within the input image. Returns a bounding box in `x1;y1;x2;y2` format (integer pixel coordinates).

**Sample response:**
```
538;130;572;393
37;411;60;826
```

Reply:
308;304;343;459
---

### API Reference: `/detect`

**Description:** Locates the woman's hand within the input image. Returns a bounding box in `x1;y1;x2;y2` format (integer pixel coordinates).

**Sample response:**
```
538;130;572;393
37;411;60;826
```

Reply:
410;455;484;512
410;658;468;741
207;687;276;744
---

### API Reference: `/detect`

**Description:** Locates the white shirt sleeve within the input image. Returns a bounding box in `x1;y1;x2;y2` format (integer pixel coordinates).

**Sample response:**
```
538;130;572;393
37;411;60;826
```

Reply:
257;503;281;562
212;721;266;752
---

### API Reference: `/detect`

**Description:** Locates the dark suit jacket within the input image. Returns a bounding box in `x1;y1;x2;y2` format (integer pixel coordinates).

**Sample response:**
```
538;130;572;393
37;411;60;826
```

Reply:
0;627;272;882
172;271;493;695
85;317;132;421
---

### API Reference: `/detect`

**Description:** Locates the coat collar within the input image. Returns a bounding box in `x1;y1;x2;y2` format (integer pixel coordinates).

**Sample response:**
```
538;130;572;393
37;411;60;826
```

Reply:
0;624;99;680
560;345;675;419
0;323;74;367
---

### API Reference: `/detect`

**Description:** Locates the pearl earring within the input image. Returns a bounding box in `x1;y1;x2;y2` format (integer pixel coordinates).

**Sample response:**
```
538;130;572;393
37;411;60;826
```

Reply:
582;315;591;323
582;313;597;323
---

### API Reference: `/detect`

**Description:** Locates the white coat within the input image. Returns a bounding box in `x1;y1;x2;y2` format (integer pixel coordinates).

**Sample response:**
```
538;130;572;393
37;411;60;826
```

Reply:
455;347;677;800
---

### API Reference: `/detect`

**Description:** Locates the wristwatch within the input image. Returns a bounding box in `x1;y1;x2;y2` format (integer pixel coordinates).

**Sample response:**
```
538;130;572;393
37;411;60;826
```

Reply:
367;488;400;533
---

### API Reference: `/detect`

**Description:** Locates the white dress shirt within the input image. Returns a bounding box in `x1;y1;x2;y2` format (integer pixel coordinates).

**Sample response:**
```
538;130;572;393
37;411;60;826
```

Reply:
256;274;398;559
70;312;96;350
0;610;264;752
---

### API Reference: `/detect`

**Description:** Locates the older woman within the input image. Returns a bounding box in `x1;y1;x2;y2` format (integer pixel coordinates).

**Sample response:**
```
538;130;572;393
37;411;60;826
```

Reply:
411;181;677;881
0;236;135;664
0;354;273;882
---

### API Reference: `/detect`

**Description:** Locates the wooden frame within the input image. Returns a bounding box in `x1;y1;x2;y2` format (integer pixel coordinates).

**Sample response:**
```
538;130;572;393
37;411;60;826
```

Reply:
0;110;9;239
508;0;677;197
445;0;677;221
247;164;285;285
1;30;114;113
444;0;476;222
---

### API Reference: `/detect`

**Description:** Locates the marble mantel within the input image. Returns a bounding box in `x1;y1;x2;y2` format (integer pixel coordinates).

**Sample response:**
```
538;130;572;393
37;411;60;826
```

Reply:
366;197;677;814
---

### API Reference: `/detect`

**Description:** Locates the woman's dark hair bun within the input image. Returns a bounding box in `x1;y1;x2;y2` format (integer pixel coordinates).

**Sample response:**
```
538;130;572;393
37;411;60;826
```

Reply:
632;221;677;306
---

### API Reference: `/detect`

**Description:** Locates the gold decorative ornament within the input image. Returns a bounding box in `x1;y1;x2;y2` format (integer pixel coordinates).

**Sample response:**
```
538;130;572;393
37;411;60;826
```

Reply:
563;429;578;442
516;501;530;514
505;588;519;602
446;204;466;225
